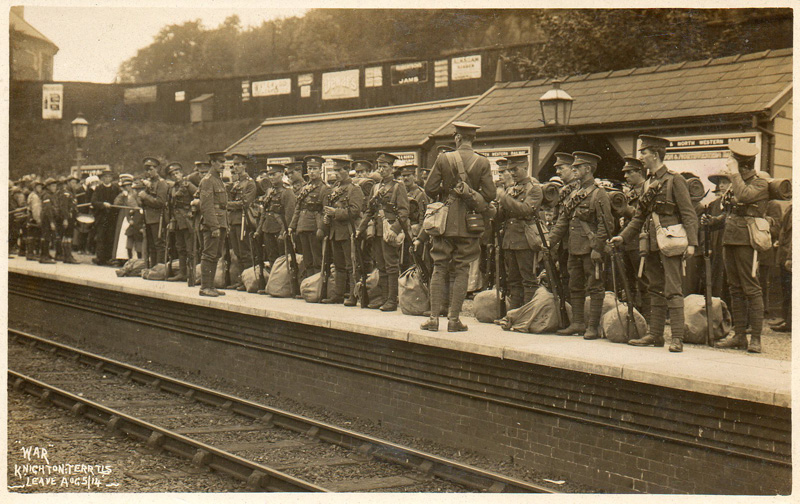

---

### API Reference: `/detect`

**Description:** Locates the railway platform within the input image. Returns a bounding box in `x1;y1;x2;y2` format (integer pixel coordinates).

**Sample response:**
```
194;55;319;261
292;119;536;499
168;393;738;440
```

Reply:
7;257;791;494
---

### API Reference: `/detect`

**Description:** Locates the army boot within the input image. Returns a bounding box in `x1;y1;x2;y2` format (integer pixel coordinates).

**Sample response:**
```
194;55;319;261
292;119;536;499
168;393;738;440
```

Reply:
629;297;666;347
715;295;748;349
380;272;399;311
584;293;604;340
26;237;37;260
39;239;55;264
558;296;586;335
54;238;63;261
62;242;78;264
322;271;346;304
199;261;219;297
747;294;764;353
668;297;685;353
168;256;188;282
368;274;388;309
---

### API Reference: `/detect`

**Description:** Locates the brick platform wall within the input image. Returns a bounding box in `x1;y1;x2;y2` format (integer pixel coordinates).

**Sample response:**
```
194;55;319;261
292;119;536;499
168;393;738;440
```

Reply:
9;274;791;494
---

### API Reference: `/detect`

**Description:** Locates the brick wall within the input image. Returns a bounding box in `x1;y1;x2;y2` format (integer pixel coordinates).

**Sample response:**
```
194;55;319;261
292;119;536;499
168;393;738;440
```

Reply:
9;273;791;494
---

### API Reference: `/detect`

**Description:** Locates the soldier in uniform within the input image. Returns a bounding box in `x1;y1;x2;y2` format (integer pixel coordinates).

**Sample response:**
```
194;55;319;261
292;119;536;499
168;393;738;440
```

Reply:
25;179;46;261
254;164;296;266
165;163;198;282
58;173;81;263
91;168;121;266
611;135;699;353
706;170;732;307
771;203;791;333
704;142;769;353
286;161;306;196
321;158;365;305
351;160;376;272
38;178;59;264
547;152;614;339
551;153;579;301
226;153;258;290
289;155;331;277
198;151;229;297
401;164;429;270
138;157;169;266
619;157;649;320
682;174;708;296
496;154;543;309
417;165;432;188
9;186;27;256
187;160;210;188
52;177;68;261
420;122;496;331
495;158;513;190
357;152;410;312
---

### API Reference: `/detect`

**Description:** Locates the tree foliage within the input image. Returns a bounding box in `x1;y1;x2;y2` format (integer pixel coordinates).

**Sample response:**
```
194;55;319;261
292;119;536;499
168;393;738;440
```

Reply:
117;8;791;83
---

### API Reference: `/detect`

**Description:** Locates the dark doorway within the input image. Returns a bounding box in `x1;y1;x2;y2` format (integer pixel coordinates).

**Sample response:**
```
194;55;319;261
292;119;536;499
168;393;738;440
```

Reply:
538;135;625;183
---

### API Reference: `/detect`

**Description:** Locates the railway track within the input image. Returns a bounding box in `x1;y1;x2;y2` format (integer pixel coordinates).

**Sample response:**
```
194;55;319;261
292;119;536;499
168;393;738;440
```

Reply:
8;328;556;493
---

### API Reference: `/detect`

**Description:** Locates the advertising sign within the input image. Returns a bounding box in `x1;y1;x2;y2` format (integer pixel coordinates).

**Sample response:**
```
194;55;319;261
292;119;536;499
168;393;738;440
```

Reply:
124;85;158;104
252;78;291;97
434;59;449;88
365;67;383;88
451;55;481;80
322;69;360;100
297;74;314;86
389;152;418;167
241;80;251;101
391;61;428;85
175;91;185;102
42;83;63;120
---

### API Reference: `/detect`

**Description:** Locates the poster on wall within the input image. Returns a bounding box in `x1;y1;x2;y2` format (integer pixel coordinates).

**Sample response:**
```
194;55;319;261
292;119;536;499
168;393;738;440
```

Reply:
391;61;428;85
642;133;762;202
322;69;360;100
42;83;63;119
241;80;251;101
252;79;291;97
124;85;158;104
451;55;481;81
434;60;449;88
475;147;531;180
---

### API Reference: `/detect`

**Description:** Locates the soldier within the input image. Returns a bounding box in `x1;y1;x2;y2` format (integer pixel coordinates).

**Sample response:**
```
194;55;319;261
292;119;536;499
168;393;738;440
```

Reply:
286;161;306;196
351;160;376;272
357;152;410;312
619;157;649;320
51;177;67;261
165;163;198;282
37;178;59;264
703;142;769;353
58;173;81;263
417;165;432;188
187;160;211;188
547;152;614;339
198;151;229;297
771;203;791;333
321;158;365;305
289;155;331;277
495;158;513;190
682;174;708;296
138;157;169;266
401;164;429;270
254;164;296;266
9;186;27;256
551;153;579;301
225;153;258;290
706;170;732;307
610;135;699;353
25;179;45;261
91;168;121;266
496;154;544;308
420;122;496;331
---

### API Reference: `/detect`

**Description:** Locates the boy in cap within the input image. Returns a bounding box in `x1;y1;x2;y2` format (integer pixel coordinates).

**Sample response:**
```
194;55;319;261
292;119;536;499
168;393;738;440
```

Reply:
356;152;410;311
610;135;698;353
289;155;332;278
139;156;169;267
702;142;769;353
496;154;543;308
92;168;121;265
254;164;297;268
197;151;229;297
547;152;614;339
166;162;199;282
321;158;365;305
226;153;258;290
420;122;496;331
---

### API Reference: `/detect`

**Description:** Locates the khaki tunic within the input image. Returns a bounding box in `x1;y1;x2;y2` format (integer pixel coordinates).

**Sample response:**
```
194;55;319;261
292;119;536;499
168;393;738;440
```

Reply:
497;177;543;250
358;178;409;237
258;185;296;234
325;178;364;241
199;173;228;230
227;174;257;227
290;179;332;232
169;179;198;230
139;177;169;225
548;180;614;256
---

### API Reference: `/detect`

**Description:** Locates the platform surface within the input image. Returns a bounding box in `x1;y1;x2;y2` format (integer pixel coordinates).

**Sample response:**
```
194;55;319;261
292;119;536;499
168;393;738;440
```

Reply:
8;257;791;407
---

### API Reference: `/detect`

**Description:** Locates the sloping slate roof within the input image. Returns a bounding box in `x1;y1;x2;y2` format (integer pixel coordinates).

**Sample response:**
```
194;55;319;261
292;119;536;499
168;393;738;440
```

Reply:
10;10;58;49
231;99;472;155
442;48;792;135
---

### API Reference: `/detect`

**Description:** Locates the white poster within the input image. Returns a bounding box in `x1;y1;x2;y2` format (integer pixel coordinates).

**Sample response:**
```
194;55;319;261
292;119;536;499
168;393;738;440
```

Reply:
434;59;449;88
42;84;63;120
322;69;360;100
241;80;251;101
365;67;383;88
297;74;313;86
174;91;185;102
452;55;481;81
252;78;291;97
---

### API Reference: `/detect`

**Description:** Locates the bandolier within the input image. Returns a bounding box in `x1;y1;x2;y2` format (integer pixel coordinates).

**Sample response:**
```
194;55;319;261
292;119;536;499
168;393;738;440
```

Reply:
496;154;544;308
167;163;198;282
351;160;376;272
226;153;258;290
551;153;579;301
255;164;297;266
321;158;365;306
401;164;429;271
289;155;331;277
547;152;614;340
707;142;769;353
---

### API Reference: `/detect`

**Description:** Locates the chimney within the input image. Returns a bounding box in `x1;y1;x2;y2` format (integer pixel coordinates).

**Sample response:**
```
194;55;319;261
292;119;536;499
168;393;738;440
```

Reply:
495;57;504;83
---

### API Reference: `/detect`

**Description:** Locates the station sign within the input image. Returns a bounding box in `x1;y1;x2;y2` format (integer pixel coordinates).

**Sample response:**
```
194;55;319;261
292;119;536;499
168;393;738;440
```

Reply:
475;146;531;180
70;165;111;178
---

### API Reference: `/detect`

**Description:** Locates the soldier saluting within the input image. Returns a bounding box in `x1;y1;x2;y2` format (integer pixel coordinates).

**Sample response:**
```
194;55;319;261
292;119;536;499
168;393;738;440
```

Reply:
547;152;614;340
321;158;365;306
610;135;698;353
166;162;198;282
198;151;229;297
496;154;543;309
702;142;769;353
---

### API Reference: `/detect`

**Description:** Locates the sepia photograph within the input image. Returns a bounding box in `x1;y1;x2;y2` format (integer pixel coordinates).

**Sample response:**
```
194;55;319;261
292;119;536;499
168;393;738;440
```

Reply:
5;2;794;499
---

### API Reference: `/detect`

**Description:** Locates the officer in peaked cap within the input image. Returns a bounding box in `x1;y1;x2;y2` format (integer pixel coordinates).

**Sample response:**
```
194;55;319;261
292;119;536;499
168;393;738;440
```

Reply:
356;150;409;311
254;163;296;271
353;160;372;176
286;160;306;196
548;151;614;340
289;155;331;279
703;141;768;353
495;158;513;190
320;158;364;305
611;134;698;352
496;154;544;309
419;121;496;331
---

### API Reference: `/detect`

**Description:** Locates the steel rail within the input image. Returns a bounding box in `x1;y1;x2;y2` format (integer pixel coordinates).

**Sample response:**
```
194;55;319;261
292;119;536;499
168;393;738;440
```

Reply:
7;369;328;493
9;328;556;493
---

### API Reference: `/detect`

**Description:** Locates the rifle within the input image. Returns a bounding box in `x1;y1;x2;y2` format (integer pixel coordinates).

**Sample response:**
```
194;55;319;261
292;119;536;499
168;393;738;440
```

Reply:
532;212;568;328
494;222;507;318
611;243;641;341
395;217;430;284
165;190;174;276
318;228;331;302
703;222;714;346
223;231;232;289
278;214;301;297
347;219;369;308
188;216;198;287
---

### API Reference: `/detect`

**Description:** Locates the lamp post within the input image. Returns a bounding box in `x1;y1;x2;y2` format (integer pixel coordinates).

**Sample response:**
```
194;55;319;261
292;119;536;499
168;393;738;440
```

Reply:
538;80;574;127
71;113;89;177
